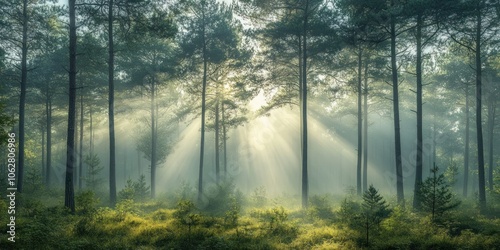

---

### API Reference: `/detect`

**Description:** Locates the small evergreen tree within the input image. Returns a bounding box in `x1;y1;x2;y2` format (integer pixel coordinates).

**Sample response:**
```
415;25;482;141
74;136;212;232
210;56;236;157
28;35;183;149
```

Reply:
84;153;104;190
133;174;150;201
418;165;460;221
361;185;390;246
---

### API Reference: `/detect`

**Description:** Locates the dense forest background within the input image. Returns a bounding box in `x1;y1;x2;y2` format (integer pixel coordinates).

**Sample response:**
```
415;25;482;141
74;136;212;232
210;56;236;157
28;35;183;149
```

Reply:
0;0;500;249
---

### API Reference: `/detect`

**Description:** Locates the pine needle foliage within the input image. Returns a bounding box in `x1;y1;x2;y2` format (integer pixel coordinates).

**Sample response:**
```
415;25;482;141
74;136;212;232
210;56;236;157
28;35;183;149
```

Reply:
361;185;391;246
418;165;461;221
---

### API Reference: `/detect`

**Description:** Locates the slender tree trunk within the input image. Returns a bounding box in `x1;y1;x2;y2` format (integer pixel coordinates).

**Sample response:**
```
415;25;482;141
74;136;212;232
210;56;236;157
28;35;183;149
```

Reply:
413;14;423;210
487;96;495;190
198;3;208;202
363;58;368;192
41;127;45;182
215;97;220;184
17;0;28;193
65;0;77;213
46;98;52;186
222;102;227;179
151;76;157;198
79;94;84;190
301;0;309;209
108;0;117;206
299;35;303;160
475;5;486;210
463;85;470;197
390;0;404;204
357;48;363;196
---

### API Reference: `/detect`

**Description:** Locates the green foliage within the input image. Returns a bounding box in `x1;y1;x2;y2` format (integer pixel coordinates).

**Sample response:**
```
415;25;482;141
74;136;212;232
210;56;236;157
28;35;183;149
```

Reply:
418;166;461;221
250;185;267;207
118;174;151;202
76;190;99;215
84;153;104;189
444;163;459;187
338;197;361;227
307;195;334;221
360;185;391;245
202;181;243;217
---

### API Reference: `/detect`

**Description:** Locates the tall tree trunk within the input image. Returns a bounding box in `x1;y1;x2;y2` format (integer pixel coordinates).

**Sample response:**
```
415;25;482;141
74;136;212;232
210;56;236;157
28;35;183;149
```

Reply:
222;102;227;179
475;5;486;210
79;94;84;190
65;0;77;213
363;57;368;192
41;127;45;182
150;76;157;198
17;0;28;193
198;3;208;202
108;0;117;206
301;0;309;209
390;0;404;204
356;48;363;196
487;95;495;190
46;97;52;186
215;97;220;184
413;14;423;210
463;85;470;197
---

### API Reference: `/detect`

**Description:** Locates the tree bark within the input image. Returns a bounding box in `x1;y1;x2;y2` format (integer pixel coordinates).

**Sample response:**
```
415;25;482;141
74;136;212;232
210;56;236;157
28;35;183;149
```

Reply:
46;97;52;186
487;94;495;190
215;97;220;184
108;0;117;206
65;0;77;213
463;84;470;197
301;0;309;209
198;2;208;202
79;93;84;190
357;48;363;196
17;0;28;193
390;0;404;204
363;57;368;192
413;14;423;210
222;102;227;179
475;4;486;210
150;76;157;198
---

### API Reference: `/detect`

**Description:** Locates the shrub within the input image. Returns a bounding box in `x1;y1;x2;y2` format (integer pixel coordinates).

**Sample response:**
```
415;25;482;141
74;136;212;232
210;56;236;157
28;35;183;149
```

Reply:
307;195;334;221
76;190;99;215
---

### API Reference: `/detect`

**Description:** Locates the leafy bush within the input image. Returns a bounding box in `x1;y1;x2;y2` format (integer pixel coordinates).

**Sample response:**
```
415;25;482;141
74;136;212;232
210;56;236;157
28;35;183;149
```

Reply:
307;195;334;221
76;190;99;215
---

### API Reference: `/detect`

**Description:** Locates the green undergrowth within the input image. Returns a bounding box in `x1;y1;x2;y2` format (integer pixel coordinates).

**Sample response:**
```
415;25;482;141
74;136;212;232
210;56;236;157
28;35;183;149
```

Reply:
0;185;499;250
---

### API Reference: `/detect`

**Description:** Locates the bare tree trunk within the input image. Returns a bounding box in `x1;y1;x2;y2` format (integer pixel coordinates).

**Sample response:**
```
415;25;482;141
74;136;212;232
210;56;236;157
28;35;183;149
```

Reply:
363;58;368;192
79;94;84;190
487;95;495;190
150;76;157;198
463;85;470;197
390;0;404;204
198;2;208;202
215;97;220;184
17;0;28;193
301;0;309;209
413;14;423;210
357;48;363;196
41;127;45;182
108;0;117;206
475;5;486;210
222;102;227;179
65;0;77;213
46;97;52;186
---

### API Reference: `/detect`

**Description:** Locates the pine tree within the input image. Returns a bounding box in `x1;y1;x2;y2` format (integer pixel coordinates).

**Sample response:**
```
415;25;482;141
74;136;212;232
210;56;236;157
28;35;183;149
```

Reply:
361;185;391;246
417;165;460;221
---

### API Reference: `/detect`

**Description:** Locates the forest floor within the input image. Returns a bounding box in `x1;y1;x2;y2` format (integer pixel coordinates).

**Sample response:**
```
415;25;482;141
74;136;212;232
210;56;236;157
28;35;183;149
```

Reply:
1;183;500;250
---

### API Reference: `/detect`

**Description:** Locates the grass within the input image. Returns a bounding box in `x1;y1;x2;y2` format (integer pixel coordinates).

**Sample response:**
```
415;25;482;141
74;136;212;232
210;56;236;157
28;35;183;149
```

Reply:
0;187;499;250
